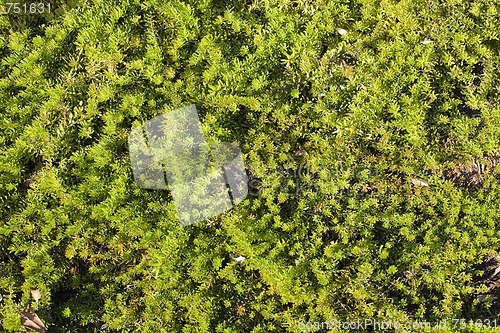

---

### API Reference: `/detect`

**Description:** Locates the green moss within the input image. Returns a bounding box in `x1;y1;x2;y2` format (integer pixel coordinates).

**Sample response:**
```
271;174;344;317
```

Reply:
1;0;500;332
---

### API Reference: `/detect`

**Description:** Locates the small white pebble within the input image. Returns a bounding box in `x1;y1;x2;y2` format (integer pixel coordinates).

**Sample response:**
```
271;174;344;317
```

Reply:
233;256;245;263
336;28;347;35
421;40;434;45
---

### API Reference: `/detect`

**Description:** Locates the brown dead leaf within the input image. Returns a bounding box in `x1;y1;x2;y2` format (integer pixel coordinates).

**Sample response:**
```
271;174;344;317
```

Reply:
21;305;46;333
30;290;41;303
410;177;429;187
492;265;500;280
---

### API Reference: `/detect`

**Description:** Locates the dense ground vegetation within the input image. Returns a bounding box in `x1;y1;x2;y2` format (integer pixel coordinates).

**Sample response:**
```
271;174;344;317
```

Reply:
1;0;500;331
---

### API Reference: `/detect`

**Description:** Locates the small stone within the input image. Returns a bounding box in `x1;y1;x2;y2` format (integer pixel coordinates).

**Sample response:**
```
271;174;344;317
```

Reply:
233;256;245;263
336;28;347;35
